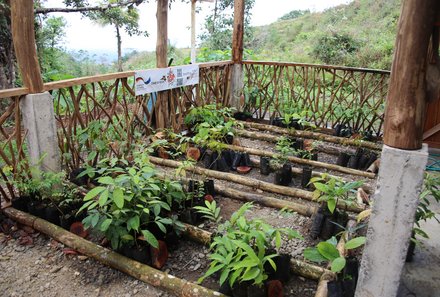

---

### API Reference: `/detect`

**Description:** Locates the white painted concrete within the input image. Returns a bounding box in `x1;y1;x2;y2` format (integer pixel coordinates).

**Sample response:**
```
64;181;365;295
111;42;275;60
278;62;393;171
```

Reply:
230;63;243;110
20;92;61;173
355;144;428;297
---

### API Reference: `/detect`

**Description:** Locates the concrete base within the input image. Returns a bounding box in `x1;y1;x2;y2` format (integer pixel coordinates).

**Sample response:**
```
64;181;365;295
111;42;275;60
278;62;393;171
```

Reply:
398;188;440;297
230;63;243;110
355;144;428;297
20;92;60;172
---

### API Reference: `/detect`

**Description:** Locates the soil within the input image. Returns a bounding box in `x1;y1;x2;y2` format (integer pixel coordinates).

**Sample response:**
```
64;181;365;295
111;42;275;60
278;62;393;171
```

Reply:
0;216;171;297
0;132;374;297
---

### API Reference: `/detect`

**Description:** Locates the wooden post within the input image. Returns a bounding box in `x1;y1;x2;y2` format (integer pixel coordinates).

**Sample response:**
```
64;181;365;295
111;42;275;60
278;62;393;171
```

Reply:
383;0;440;150
11;0;44;93
155;0;169;129
229;0;245;109
190;0;197;64
356;1;438;296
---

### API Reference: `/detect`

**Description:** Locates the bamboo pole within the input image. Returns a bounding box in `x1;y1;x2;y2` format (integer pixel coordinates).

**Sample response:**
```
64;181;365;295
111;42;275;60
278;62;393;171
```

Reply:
236;128;351;156
149;156;366;213
2;207;225;297
5;207;332;284
314;272;336;297
224;144;376;179
156;171;317;217
238;121;382;151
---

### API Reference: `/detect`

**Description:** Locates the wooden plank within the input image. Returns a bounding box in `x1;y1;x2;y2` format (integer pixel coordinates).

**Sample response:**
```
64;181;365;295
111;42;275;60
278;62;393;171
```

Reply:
44;71;135;91
243;60;391;75
11;0;44;93
423;123;440;140
0;87;28;99
383;0;440;149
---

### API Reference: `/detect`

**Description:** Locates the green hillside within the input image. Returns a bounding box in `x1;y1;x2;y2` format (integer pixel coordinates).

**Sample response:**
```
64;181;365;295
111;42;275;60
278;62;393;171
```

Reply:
250;0;401;69
124;0;401;71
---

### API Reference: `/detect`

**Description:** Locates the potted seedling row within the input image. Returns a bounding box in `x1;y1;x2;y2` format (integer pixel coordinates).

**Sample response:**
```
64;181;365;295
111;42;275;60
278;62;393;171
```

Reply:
270;111;316;131
309;175;363;240
304;236;366;297
198;203;303;297
337;148;378;171
77;154;195;269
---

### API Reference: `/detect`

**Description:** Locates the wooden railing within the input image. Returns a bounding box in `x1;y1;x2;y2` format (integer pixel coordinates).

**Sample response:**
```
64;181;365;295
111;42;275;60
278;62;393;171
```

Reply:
0;60;389;201
0;61;232;200
243;61;390;136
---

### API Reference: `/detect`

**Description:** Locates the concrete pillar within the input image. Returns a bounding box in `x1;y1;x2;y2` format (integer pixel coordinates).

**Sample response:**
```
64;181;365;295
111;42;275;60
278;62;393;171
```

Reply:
230;64;243;110
20;92;60;172
355;144;428;297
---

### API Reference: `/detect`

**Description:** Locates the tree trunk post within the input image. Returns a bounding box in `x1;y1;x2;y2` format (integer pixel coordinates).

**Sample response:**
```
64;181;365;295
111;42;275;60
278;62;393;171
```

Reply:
355;1;439;296
230;0;244;110
155;0;169;129
11;0;44;93
383;0;439;150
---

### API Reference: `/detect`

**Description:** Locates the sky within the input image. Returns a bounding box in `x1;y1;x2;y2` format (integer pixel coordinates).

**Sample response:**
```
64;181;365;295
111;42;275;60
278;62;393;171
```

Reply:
44;0;351;53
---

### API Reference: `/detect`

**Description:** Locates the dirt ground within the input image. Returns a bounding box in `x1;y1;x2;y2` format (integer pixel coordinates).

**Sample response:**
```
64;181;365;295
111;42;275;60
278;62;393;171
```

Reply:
0;134;373;297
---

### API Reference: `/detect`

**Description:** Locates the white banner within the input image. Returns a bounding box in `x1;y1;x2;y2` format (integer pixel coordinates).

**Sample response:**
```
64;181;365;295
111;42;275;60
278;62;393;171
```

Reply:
134;64;199;96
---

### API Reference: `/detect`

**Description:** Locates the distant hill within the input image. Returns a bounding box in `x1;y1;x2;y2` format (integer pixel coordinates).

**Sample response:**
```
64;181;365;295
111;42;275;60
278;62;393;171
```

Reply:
250;0;401;69
123;0;401;71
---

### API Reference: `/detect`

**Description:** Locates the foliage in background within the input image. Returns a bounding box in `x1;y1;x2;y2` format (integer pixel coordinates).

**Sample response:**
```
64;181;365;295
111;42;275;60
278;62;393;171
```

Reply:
252;0;400;69
200;0;255;51
85;1;147;72
278;9;310;21
413;173;440;242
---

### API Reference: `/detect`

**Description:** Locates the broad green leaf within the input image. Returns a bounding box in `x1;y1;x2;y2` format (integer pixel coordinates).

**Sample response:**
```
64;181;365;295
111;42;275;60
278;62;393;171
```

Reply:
100;218;112;232
317;242;340;261
219;268;230;286
127;216;140;232
98;176;114;185
345;237;366;250
98;189;109;206
242;267;261;281
141;229;158;248
113;188;124;208
84;186;106;201
314;182;328;193
78;200;94;213
331;257;346;273
303;247;328;263
91;213;100;228
232;258;259;269
327;199;336;214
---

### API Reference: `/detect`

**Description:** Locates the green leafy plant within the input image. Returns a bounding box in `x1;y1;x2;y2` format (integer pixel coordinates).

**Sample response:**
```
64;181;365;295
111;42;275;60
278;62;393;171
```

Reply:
184;104;242;148
311;174;363;214
303;236;366;273
282;110;316;130
79;154;186;250
411;173;440;243
199;203;303;287
194;200;222;223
